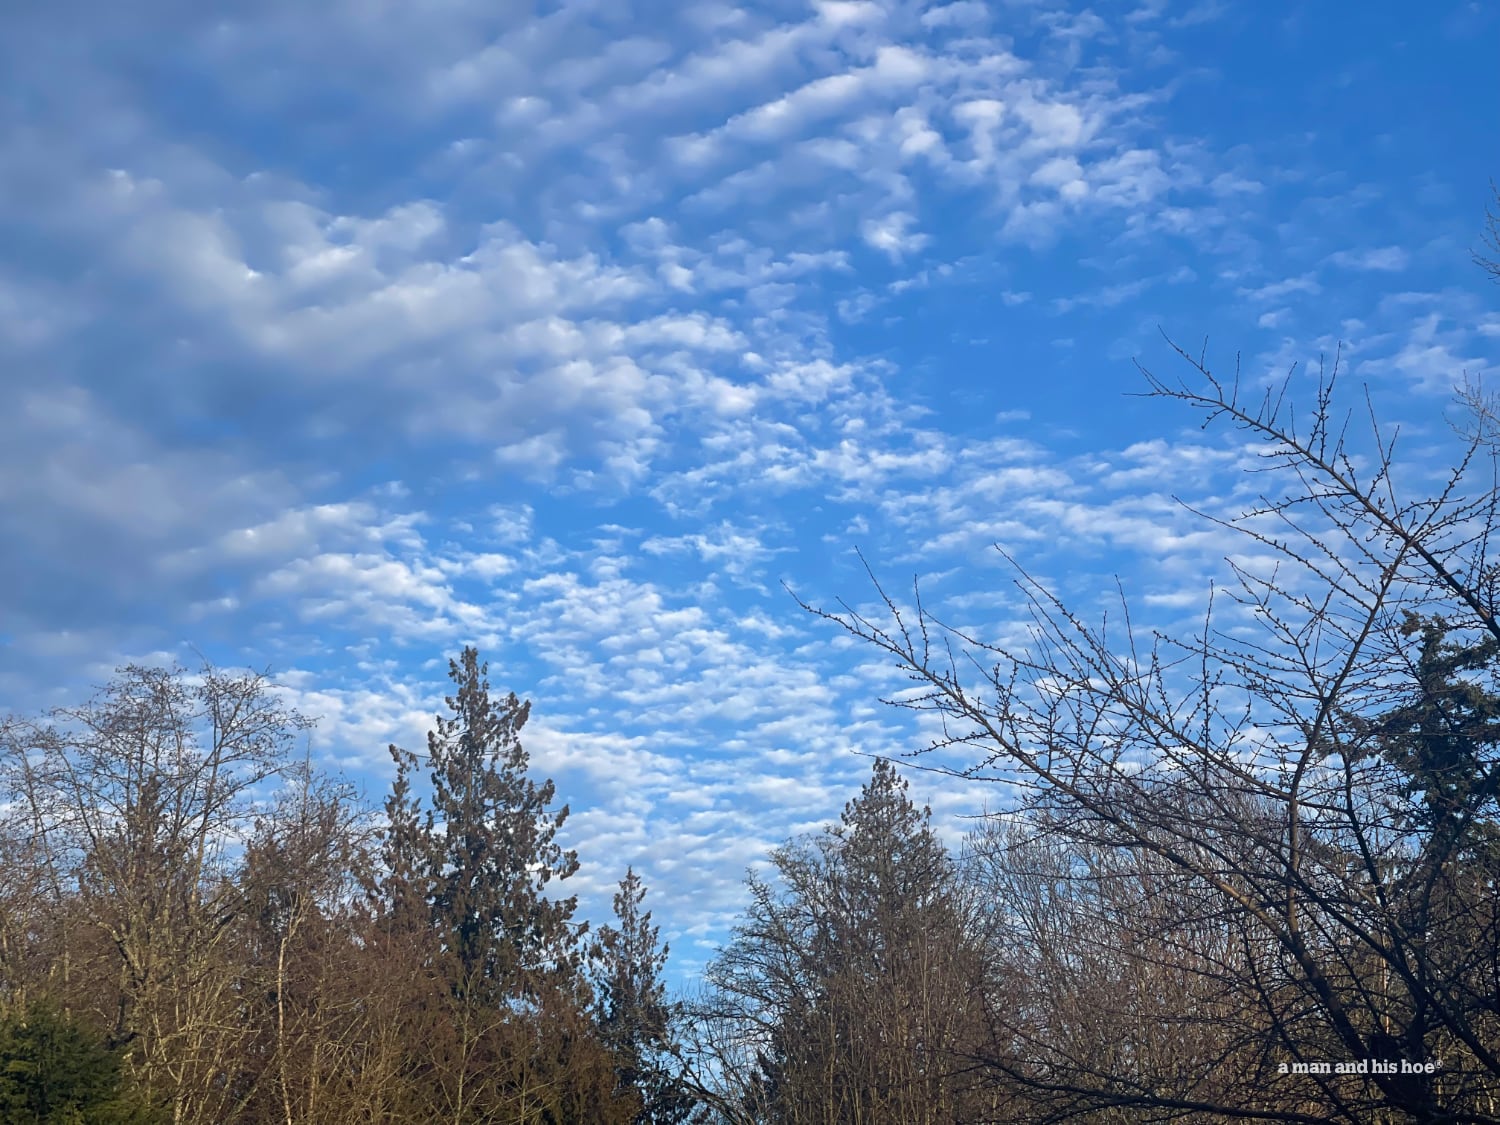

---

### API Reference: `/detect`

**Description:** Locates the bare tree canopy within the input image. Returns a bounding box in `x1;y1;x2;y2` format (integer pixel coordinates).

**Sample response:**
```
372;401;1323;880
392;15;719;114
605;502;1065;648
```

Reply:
1478;182;1500;285
800;343;1500;1123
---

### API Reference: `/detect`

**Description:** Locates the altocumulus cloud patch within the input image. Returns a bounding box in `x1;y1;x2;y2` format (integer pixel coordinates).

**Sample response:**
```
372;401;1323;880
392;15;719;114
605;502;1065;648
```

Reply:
0;0;1497;983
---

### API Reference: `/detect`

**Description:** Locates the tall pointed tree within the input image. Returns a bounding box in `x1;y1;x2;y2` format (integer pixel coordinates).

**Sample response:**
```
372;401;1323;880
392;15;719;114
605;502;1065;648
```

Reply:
377;648;639;1123
383;646;583;1002
694;758;988;1122
819;758;989;1122
593;869;692;1124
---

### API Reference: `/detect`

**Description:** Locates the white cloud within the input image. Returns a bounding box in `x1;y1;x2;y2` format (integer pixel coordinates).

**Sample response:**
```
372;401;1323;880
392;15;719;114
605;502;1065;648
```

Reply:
1032;155;1088;199
1363;311;1490;392
641;520;787;580
1241;272;1322;303
672;45;932;162
1329;245;1409;272
921;2;991;30
861;210;930;260
1015;99;1090;151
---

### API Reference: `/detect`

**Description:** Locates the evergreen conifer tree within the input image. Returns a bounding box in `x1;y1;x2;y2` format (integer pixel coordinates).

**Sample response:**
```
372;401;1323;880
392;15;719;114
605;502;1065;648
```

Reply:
593;869;693;1123
376;649;639;1122
698;758;986;1121
383;646;583;1002
0;1003;158;1124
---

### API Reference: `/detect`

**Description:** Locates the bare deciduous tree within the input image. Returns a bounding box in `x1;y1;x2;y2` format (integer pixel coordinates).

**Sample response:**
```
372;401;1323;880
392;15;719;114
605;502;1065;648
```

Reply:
1477;182;1500;284
236;762;376;1125
964;811;1322;1122
1;662;314;1123
802;345;1500;1123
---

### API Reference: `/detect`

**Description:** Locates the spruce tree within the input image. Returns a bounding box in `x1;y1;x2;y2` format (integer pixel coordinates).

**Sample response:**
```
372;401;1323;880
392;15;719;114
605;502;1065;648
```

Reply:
698;758;986;1121
382;646;583;1001
830;756;958;950
0;1003;159;1124
593;869;693;1123
1365;613;1500;847
377;649;640;1122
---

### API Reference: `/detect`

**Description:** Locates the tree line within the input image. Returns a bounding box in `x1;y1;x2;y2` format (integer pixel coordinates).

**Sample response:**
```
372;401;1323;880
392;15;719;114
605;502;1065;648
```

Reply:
0;651;686;1123
3;196;1499;1123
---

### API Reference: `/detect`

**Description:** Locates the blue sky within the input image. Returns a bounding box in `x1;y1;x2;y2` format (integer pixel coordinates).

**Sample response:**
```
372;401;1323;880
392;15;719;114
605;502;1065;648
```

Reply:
2;0;1497;985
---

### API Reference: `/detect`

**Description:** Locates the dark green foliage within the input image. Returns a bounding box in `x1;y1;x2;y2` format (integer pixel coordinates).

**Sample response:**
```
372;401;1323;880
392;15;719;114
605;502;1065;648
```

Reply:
1366;613;1500;844
1354;614;1500;1104
830;756;958;940
0;1003;159;1124
383;646;584;1001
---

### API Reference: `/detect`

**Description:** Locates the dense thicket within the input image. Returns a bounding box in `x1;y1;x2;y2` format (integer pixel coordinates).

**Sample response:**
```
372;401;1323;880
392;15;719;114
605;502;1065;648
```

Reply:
0;1002;157;1124
0;651;682;1124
